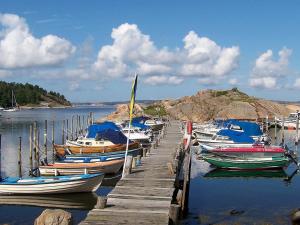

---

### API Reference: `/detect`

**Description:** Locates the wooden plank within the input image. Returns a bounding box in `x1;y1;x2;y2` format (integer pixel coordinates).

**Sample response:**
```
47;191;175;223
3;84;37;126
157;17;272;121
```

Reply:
109;186;175;197
116;179;174;188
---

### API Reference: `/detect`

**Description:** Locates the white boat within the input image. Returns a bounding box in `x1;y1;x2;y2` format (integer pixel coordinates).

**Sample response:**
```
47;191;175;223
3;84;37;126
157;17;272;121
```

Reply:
0;173;104;195
3;90;19;112
144;119;164;131
122;127;151;146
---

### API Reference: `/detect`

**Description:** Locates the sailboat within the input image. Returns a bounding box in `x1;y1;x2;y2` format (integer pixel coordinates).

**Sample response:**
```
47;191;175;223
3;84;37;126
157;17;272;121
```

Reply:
3;90;19;112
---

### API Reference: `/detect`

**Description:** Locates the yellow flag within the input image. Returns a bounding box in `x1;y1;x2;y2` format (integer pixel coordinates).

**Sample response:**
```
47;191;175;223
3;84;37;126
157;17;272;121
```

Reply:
129;74;138;124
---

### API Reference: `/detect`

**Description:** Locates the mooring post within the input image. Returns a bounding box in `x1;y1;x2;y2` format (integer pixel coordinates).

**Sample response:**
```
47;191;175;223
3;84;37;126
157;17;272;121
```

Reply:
33;122;37;163
266;115;269;132
78;116;81;135
29;124;33;171
71;115;74;140
52;121;55;163
296;110;299;145
123;155;133;177
274;117;277;142
75;115;78;138
62;120;65;144
18;136;22;178
282;116;285;145
44;120;48;162
66;119;69;141
0;134;2;177
137;154;142;166
37;128;40;166
169;204;180;225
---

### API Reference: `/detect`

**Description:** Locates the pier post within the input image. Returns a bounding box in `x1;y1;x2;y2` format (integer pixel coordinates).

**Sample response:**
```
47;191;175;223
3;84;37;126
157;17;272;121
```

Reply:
71;115;74;140
137;154;141;166
29;124;33;171
274;117;277;142
266;115;269;132
123;155;133;177
78;116;81;135
0;134;1;177
62;120;65;144
169;204;180;225
66;119;69;141
52;121;55;163
33;122;37;164
37;128;40;166
95;196;107;209
18;136;22;178
44;120;48;162
282;116;285;145
296;110;299;145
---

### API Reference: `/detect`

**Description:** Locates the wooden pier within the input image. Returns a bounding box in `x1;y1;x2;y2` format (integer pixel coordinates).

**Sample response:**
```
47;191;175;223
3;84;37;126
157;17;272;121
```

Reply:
80;121;185;225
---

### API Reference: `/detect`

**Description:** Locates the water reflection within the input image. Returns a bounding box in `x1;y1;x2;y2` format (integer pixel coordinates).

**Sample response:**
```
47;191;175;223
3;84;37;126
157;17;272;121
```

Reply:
0;192;98;210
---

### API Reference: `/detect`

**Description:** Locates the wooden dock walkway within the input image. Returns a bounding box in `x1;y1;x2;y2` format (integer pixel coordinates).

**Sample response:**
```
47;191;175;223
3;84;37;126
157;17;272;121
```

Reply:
80;121;183;225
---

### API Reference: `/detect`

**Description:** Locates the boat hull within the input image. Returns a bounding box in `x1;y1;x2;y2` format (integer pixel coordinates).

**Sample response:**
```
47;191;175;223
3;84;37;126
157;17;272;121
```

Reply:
55;142;140;156
39;159;124;176
0;174;104;195
202;155;290;170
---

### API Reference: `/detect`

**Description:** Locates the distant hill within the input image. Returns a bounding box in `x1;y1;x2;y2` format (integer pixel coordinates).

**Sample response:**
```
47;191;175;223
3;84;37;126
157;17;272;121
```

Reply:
0;81;71;108
158;88;298;122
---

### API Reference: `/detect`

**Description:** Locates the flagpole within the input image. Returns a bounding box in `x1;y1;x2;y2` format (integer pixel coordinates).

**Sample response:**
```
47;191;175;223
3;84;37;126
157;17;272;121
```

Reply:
122;73;138;179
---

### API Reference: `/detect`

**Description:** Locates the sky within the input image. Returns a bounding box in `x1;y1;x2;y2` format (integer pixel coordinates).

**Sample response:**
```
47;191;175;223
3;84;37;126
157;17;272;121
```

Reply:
0;0;300;102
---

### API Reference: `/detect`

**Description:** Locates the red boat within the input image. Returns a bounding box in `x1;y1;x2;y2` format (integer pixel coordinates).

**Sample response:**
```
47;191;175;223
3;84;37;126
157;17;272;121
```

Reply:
208;145;286;159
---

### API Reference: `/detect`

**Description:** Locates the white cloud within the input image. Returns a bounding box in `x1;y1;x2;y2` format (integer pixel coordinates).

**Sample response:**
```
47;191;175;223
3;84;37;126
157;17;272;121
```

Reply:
181;31;240;77
93;23;240;85
294;78;300;88
229;78;238;85
249;47;292;89
0;13;75;69
249;76;277;89
144;75;183;85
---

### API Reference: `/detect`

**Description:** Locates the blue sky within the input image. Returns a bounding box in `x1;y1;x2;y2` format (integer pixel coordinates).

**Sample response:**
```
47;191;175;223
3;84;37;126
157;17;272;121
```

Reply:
0;0;300;102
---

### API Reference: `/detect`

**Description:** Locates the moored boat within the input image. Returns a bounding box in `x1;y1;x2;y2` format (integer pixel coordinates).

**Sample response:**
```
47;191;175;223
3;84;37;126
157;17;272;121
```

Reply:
39;158;124;176
0;173;104;195
201;154;289;170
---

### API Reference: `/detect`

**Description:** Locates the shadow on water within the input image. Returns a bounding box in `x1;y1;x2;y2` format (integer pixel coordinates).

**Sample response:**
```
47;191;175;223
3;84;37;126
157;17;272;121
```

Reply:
183;129;300;225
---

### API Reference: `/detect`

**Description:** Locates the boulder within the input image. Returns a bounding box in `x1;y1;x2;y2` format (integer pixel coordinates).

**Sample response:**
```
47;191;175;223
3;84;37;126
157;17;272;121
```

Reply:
34;209;72;225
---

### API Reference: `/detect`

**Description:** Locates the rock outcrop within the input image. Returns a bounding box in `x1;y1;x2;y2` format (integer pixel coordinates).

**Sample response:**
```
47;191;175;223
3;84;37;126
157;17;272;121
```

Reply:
99;88;300;122
34;209;72;225
161;89;297;122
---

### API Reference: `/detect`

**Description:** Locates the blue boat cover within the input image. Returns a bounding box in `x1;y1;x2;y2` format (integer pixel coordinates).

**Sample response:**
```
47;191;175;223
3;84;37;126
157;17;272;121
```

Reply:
132;116;151;124
96;128;130;144
229;120;263;136
131;122;150;130
87;122;120;138
217;129;255;143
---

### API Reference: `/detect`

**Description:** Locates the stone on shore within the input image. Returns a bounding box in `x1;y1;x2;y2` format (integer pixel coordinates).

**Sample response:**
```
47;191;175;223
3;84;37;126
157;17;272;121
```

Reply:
34;209;72;225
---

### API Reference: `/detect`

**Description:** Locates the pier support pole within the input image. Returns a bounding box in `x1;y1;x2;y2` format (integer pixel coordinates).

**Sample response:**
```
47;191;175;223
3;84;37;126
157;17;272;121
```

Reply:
62;120;65;144
266;115;269;133
296;110;299;145
33;122;37;166
274;117;277;142
44;120;48;163
71;115;74;140
29;124;33;171
18;136;22;178
66;119;69;141
0;134;2;177
123;155;133;177
52;121;55;163
282;116;285;145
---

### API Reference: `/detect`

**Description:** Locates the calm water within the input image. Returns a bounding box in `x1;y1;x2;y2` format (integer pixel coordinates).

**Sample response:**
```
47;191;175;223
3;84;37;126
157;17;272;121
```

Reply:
0;106;116;225
183;129;300;225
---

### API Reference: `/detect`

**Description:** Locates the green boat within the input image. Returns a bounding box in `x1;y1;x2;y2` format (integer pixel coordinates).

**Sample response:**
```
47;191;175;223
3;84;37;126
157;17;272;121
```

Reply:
201;154;290;170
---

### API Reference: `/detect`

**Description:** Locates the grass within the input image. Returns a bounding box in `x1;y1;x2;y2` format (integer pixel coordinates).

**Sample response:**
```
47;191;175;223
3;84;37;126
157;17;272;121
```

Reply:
144;104;168;116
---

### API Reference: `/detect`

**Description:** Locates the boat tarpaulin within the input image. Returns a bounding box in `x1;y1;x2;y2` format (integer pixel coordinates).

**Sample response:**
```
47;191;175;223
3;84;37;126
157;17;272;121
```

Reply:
131;122;150;130
230;121;263;136
96;129;130;144
132;116;151;124
87;122;120;138
217;129;255;143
